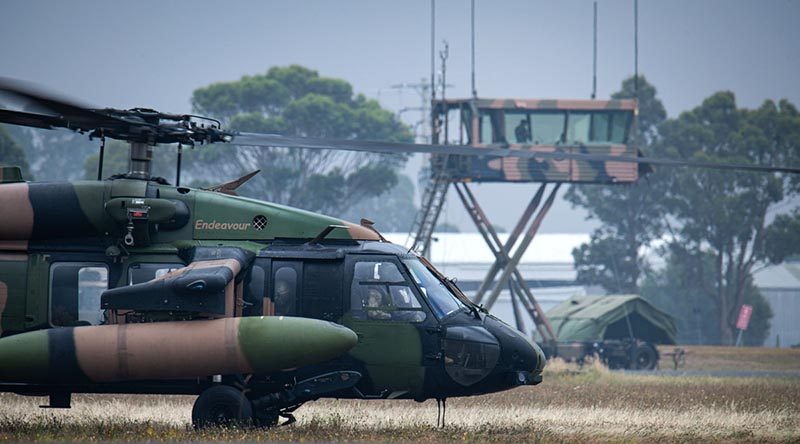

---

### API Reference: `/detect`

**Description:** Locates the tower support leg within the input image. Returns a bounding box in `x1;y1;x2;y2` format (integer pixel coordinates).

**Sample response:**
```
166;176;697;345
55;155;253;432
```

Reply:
453;182;559;343
471;184;546;304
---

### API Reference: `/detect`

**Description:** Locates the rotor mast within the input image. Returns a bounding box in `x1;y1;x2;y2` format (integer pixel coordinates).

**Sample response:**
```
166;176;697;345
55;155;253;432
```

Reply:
128;142;154;180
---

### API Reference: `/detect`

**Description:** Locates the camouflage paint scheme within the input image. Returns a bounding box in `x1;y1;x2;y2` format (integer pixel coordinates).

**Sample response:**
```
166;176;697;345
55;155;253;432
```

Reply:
339;311;426;399
0;180;378;245
431;98;641;183
0;317;357;383
0;176;543;403
0;180;371;378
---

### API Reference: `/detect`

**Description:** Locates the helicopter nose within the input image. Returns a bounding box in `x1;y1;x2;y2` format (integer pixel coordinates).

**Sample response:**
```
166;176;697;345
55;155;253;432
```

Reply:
440;318;545;389
483;315;544;385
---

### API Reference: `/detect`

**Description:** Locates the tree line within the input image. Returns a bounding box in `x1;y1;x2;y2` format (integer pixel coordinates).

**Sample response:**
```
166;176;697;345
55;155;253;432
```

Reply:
567;76;800;346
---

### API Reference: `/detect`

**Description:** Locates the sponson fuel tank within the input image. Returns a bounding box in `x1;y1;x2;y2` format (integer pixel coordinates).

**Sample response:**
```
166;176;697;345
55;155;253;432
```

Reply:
0;317;358;383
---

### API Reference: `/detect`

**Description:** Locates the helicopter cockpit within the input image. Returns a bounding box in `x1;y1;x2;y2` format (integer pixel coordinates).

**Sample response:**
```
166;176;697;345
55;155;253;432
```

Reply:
350;258;469;323
403;258;468;318
262;239;544;401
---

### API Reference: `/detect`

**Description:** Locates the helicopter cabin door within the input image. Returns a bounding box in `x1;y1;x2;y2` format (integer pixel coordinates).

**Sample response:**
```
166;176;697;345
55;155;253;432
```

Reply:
269;261;301;317
267;260;344;322
299;260;344;322
342;255;436;398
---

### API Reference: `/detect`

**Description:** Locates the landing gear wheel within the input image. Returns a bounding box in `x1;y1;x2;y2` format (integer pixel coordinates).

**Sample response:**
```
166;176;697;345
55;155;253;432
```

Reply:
192;385;253;429
631;345;657;370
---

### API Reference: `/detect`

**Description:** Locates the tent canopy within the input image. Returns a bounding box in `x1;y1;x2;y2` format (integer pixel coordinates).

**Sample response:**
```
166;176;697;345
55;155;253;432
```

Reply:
546;295;677;344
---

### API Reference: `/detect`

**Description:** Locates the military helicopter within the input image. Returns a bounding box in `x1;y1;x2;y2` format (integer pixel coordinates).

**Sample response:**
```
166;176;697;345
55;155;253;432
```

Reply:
0;78;797;428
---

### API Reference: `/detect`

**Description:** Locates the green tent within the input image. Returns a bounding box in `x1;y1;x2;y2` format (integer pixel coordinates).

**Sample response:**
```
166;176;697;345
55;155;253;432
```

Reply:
546;295;677;344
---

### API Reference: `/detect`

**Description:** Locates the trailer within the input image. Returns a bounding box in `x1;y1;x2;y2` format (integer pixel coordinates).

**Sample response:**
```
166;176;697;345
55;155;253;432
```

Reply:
541;295;676;370
542;338;660;370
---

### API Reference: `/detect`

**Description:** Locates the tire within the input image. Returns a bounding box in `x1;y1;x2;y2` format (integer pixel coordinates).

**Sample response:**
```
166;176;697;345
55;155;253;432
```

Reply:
192;385;253;429
631;344;658;370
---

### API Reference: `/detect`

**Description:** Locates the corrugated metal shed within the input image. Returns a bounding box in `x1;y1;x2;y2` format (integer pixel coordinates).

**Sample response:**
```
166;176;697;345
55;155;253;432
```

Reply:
755;261;800;347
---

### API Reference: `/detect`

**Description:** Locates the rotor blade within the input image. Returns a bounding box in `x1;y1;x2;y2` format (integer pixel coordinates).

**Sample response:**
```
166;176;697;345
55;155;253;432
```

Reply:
2;77;796;175
230;132;800;175
605;153;800;175
0;77;130;132
0;109;64;129
0;77;94;115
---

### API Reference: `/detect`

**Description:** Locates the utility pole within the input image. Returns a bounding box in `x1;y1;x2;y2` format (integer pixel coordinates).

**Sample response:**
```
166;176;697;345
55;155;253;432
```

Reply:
471;0;477;100
431;0;436;105
592;1;597;99
440;40;449;143
391;80;433;143
634;0;639;96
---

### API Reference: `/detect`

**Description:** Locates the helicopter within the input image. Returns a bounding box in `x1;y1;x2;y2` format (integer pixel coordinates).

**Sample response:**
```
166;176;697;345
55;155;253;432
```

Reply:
0;78;797;428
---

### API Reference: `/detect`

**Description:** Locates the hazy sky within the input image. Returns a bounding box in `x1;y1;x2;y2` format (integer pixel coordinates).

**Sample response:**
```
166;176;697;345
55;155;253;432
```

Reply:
2;0;798;233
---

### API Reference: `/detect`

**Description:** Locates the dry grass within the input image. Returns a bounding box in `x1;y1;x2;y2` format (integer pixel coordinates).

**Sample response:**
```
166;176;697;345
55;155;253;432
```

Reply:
1;360;798;443
656;345;800;373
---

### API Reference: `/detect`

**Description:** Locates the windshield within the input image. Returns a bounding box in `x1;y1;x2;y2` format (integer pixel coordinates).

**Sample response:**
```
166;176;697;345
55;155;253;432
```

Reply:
403;259;467;318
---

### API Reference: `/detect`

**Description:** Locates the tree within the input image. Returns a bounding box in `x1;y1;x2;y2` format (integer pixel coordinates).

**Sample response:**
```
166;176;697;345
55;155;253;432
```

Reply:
564;75;668;293
186;65;413;216
641;244;773;346
340;174;418;232
654;93;800;344
0;125;32;179
4;125;96;181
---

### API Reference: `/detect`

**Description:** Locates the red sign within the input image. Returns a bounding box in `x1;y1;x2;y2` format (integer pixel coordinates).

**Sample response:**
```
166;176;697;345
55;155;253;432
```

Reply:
736;304;753;330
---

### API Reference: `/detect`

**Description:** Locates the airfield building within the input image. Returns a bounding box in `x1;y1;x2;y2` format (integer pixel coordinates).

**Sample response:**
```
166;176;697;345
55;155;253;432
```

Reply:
387;233;800;348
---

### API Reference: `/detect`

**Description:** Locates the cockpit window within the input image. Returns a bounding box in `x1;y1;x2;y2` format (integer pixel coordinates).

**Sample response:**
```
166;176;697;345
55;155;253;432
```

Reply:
350;261;426;323
403;259;466;318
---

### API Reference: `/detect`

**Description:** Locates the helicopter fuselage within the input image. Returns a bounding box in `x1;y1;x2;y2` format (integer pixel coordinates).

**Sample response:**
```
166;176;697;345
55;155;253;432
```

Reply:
0;177;543;409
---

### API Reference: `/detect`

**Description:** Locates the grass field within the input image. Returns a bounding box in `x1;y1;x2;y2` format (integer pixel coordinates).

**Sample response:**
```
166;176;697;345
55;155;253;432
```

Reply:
1;348;799;443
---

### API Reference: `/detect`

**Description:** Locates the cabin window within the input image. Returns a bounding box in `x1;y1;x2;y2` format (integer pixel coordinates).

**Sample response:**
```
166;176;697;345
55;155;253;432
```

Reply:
350;261;426;323
585;111;632;144
592;112;611;142
443;107;463;144
273;266;298;316
244;264;266;316
489;109;632;145
529;112;566;144
566;112;592;144
301;261;343;322
609;111;631;143
505;112;530;144
403;259;466;319
479;112;494;144
50;263;108;326
127;262;184;285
